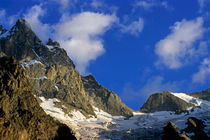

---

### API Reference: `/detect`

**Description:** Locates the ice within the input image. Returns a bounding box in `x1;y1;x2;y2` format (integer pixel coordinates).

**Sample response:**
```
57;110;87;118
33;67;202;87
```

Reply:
39;97;72;124
22;59;43;67
46;45;55;50
38;93;210;139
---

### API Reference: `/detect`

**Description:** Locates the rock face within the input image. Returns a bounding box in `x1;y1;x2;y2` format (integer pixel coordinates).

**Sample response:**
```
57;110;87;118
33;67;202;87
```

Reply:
140;91;194;113
82;75;133;117
163;117;210;140
184;117;209;140
163;122;191;140
0;56;76;140
0;18;133;117
0;18;95;117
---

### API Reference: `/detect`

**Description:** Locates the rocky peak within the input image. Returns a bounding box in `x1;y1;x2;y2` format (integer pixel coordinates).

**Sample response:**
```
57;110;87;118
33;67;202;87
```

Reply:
47;38;60;47
0;18;42;61
11;18;31;32
82;75;133;117
140;91;194;113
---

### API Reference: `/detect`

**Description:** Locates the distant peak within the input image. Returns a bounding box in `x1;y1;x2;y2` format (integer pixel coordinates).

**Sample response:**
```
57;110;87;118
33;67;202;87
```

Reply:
17;18;26;23
11;18;31;32
16;18;29;25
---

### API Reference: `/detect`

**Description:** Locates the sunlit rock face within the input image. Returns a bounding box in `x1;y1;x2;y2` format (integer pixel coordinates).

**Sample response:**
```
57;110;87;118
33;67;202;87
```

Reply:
0;56;76;140
0;18;133;118
140;91;194;113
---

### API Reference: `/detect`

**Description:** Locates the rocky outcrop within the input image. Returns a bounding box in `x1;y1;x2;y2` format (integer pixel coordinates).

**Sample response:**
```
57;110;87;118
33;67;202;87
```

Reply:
47;38;60;47
140;91;194;113
0;56;76;140
163;122;191;140
82;75;133;117
184;117;209;140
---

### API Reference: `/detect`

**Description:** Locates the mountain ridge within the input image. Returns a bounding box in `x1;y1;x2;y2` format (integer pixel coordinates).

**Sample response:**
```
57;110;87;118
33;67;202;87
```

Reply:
0;18;210;139
0;18;133;117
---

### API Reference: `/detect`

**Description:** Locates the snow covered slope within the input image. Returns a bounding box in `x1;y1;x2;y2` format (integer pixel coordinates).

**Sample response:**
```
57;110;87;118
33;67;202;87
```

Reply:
39;92;210;139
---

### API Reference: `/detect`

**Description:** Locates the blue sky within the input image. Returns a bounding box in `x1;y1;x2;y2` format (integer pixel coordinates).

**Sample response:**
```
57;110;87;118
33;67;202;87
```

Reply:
0;0;210;110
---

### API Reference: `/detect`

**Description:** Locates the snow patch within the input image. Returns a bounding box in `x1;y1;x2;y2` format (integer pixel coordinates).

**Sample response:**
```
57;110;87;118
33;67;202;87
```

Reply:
46;45;55;50
22;59;43;67
39;97;72;123
38;95;210;139
39;76;47;81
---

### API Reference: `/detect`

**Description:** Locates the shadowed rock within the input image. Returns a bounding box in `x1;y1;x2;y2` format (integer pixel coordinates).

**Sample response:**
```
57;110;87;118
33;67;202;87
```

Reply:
163;121;191;140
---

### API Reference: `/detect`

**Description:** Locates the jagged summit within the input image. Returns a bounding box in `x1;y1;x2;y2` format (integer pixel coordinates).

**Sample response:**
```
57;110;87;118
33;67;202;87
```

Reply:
0;18;41;61
0;18;74;66
13;18;32;30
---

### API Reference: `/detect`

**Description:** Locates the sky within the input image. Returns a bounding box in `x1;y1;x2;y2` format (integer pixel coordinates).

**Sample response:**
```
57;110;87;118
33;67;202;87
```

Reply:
0;0;210;110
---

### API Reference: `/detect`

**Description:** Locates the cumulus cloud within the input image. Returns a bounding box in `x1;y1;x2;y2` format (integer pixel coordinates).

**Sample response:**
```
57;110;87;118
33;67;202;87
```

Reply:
120;18;144;36
24;5;52;42
23;4;116;74
53;12;117;74
0;9;19;27
193;58;210;84
155;17;205;69
135;0;169;9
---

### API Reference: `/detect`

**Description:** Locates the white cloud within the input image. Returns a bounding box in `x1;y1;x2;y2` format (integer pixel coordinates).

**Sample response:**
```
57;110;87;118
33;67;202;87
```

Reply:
0;9;19;27
135;0;169;9
24;5;53;42
155;17;205;69
193;58;210;84
54;12;117;74
23;5;116;74
120;18;144;36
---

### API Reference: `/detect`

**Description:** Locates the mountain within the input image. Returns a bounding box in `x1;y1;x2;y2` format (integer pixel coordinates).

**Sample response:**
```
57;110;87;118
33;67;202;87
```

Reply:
0;18;210;139
82;75;133;117
0;56;76;140
140;91;194;113
0;18;133;118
